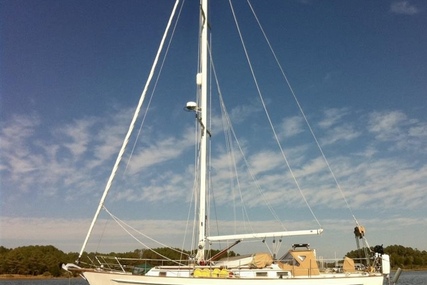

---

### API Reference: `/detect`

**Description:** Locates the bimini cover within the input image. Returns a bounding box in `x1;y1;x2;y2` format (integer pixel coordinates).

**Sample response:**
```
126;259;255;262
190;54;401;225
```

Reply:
251;253;273;268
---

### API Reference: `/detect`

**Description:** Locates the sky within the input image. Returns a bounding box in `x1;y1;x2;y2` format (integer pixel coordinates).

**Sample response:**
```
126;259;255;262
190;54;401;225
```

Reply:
1;0;426;259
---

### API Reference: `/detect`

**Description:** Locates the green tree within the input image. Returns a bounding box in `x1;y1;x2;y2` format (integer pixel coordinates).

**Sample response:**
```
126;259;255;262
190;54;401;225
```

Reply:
0;245;72;277
346;245;427;269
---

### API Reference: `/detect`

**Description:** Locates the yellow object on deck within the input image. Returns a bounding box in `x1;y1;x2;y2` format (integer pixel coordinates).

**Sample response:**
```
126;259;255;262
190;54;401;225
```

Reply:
193;268;229;278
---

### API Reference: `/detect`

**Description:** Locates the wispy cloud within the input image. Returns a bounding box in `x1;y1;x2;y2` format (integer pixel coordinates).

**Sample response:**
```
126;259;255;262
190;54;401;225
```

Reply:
0;108;132;203
320;124;361;146
0;114;41;176
58;118;96;158
248;150;286;176
315;108;362;145
390;1;420;15
2;107;426;209
1;105;427;255
127;129;194;174
318;108;350;129
279;116;304;138
367;110;427;152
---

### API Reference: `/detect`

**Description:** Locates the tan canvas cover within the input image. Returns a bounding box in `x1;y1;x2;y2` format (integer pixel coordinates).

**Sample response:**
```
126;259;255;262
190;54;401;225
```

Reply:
251;253;273;268
278;250;320;276
343;257;355;272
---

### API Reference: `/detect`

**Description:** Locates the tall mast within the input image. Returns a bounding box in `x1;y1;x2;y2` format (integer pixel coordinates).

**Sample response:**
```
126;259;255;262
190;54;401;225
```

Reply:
196;0;209;263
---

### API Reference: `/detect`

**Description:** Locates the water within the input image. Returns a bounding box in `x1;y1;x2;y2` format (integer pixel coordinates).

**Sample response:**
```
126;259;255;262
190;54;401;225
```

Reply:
0;271;425;285
390;271;427;285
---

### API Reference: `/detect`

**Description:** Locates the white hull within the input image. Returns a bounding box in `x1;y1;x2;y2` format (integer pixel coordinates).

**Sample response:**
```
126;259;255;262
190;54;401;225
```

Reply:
83;271;385;285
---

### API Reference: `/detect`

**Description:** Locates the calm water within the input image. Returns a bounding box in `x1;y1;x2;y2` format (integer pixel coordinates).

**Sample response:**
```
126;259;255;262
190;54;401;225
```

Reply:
0;271;426;285
390;271;427;285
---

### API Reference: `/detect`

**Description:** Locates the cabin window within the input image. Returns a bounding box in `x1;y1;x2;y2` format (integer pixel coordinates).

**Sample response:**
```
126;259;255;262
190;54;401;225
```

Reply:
159;272;167;277
279;252;293;262
256;272;268;277
279;252;300;266
277;271;289;278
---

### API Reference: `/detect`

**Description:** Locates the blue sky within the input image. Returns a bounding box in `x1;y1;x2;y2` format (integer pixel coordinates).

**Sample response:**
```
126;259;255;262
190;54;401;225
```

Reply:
1;0;426;258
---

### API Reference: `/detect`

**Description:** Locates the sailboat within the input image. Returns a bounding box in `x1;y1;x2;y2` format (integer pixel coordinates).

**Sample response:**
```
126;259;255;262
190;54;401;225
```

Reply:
63;0;393;284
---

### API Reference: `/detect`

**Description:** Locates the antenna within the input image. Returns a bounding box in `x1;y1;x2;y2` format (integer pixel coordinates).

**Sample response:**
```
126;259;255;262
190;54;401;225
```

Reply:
184;101;198;112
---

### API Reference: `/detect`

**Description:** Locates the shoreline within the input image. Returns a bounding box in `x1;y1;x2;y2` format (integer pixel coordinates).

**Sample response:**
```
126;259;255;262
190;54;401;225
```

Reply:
0;274;79;280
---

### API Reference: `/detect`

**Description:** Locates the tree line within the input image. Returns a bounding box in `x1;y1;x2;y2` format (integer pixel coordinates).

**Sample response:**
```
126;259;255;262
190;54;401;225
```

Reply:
346;244;427;269
0;245;237;277
0;244;426;277
0;245;75;277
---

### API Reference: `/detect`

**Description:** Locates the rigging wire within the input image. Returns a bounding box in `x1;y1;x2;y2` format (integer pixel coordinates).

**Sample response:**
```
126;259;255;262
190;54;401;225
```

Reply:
220;96;252;234
229;0;322;228
206;33;224;250
182;139;198;259
207;42;284;232
246;0;359;225
207;49;258;257
208;38;253;234
124;1;185;173
94;218;110;255
103;206;188;265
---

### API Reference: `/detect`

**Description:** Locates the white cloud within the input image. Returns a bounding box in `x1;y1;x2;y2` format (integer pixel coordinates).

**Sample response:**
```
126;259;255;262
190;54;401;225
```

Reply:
2;107;426;209
1;105;427;255
294;156;327;178
114;170;193;203
126;129;195;174
367;110;406;139
320;124;361;146
354;145;377;158
59;118;96;158
248;150;285;176
0;114;41;177
318;108;349;129
303;108;361;146
390;1;419;15
347;159;427;208
0;108;135;203
367;110;427;152
228;103;262;125
280;116;304;138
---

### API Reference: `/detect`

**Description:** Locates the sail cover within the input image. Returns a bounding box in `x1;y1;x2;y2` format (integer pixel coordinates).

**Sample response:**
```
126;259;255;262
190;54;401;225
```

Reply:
215;253;273;268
